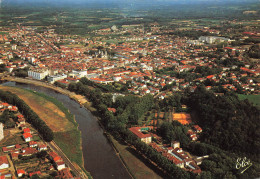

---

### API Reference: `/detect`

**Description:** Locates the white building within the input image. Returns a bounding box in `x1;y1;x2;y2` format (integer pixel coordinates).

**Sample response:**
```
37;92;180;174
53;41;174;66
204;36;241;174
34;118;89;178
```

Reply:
38;144;48;151
11;45;17;50
28;69;49;80
0;123;3;141
199;36;230;44
69;70;87;78
55;161;66;171
47;74;67;84
23;133;32;142
0;156;9;169
187;40;204;45
113;76;122;82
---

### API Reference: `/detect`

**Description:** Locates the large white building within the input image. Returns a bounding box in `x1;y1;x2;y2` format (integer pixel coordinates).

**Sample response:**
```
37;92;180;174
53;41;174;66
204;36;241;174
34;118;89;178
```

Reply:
68;70;87;78
199;36;230;44
28;69;49;80
47;74;67;84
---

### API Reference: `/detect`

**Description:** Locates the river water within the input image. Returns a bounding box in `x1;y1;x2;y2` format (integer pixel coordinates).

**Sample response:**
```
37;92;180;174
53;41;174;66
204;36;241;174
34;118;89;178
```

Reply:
1;81;131;179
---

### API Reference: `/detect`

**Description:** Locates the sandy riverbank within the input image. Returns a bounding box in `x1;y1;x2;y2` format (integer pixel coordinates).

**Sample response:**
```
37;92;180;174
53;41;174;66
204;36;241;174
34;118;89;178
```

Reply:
2;77;88;105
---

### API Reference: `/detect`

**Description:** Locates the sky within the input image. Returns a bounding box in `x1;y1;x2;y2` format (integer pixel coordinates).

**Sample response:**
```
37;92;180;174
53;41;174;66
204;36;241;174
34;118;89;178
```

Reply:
2;0;259;3
1;0;259;9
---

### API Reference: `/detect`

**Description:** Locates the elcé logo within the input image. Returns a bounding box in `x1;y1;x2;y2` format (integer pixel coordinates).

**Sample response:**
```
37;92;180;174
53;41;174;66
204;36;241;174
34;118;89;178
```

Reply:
236;157;253;174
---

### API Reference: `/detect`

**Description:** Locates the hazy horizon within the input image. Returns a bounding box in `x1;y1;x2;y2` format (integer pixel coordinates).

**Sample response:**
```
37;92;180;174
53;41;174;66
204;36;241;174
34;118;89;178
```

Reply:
1;0;259;7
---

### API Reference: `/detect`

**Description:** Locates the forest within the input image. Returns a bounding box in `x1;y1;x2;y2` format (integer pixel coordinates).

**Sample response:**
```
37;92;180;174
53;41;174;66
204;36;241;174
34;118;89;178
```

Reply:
184;85;260;157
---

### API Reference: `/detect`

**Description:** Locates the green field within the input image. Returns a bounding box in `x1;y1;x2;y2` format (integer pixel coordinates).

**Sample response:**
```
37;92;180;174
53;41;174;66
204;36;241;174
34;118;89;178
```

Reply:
238;94;260;107
54;129;82;166
110;136;164;179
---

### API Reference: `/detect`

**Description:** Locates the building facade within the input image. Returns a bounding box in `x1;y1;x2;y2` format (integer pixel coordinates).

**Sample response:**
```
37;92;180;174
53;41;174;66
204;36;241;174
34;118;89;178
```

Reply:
28;69;49;80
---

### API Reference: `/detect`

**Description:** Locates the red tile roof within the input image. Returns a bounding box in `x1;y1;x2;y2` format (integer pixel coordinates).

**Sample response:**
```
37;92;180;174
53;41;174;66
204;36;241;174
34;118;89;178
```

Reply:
23;128;31;133
57;168;74;179
129;127;152;139
0;155;8;165
23;133;32;139
17;169;26;175
49;152;62;162
29;171;41;177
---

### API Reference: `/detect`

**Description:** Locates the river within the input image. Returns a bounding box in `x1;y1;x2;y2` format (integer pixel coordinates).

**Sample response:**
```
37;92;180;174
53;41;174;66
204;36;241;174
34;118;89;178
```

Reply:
1;81;132;179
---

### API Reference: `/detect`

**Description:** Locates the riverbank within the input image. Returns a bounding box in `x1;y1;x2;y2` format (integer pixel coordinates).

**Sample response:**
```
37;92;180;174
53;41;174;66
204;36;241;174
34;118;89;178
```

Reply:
0;84;91;178
2;77;89;106
1;77;164;179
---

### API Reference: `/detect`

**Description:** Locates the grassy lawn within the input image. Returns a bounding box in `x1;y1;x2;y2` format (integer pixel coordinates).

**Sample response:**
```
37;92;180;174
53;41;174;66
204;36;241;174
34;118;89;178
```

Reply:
1;133;25;147
0;86;84;168
238;94;260;107
83;102;96;112
110;136;164;179
54;129;83;166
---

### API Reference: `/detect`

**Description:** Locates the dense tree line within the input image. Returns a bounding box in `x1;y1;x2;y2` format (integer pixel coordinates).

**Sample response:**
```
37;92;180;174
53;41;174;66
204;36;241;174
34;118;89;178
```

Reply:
0;90;54;142
168;30;213;39
13;68;29;78
114;94;154;125
218;57;244;67
54;81;67;89
157;121;190;147
184;85;260;158
0;64;7;73
194;66;222;77
116;129;191;179
196;151;259;179
79;77;119;93
0;109;16;128
161;93;183;112
246;44;260;59
68;81;110;108
244;38;260;45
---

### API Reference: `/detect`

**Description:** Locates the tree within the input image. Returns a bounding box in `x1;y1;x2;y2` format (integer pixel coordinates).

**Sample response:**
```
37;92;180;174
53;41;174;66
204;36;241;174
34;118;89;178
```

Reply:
37;151;47;159
196;171;212;179
14;70;28;77
0;110;9;123
31;174;40;179
201;160;217;171
247;44;260;58
68;82;78;92
0;64;7;73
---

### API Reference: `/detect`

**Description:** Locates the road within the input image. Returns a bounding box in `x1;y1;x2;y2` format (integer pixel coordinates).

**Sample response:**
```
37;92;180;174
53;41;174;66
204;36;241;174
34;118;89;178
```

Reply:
48;141;88;179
